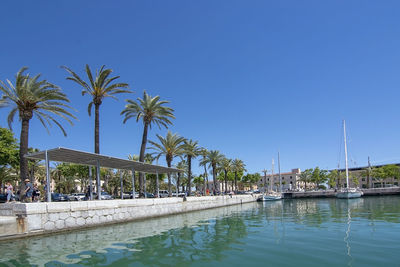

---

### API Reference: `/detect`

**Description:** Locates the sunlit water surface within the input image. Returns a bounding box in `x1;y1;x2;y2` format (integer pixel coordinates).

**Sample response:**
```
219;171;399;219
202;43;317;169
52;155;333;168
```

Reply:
0;196;399;266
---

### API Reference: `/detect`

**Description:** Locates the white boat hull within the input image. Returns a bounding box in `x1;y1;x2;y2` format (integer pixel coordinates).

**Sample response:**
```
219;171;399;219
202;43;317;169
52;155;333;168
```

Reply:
336;190;363;199
258;194;282;201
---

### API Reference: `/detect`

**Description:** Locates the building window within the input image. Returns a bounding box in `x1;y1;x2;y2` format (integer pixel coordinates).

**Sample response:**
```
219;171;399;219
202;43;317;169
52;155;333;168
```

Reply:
290;176;292;179
362;178;365;181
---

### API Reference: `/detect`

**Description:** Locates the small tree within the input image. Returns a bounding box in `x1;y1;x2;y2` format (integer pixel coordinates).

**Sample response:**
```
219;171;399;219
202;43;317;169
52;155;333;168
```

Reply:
0;127;19;191
328;170;338;189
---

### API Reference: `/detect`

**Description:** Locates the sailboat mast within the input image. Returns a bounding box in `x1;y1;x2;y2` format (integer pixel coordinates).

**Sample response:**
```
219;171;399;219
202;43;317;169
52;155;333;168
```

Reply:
278;152;282;192
271;159;275;192
343;120;349;189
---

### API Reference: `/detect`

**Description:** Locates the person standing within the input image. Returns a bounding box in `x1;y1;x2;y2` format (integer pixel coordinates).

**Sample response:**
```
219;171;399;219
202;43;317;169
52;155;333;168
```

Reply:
24;179;33;203
6;182;13;203
32;183;40;202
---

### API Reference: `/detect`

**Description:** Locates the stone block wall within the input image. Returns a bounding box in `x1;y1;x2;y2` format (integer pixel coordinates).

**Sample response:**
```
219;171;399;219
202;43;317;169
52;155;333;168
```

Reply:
0;194;258;239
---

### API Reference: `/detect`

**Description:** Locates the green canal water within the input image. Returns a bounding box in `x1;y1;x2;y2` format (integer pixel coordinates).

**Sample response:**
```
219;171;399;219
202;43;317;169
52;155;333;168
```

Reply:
0;196;399;267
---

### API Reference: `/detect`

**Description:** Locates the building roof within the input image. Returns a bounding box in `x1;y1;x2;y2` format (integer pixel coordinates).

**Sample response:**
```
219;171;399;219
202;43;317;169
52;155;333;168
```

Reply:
25;147;182;174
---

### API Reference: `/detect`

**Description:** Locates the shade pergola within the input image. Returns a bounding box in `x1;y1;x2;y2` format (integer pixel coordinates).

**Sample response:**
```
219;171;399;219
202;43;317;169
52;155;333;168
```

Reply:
25;147;182;202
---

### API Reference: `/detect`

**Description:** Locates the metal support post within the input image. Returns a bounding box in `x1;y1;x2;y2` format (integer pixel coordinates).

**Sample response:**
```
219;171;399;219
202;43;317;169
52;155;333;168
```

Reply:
156;172;159;198
132;169;136;199
45;150;51;202
143;172;146;198
120;171;124;199
89;166;93;200
176;173;179;197
96;160;101;200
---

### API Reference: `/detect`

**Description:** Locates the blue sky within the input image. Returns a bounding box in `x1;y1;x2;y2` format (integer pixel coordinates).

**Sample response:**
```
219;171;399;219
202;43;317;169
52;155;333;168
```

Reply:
1;0;400;176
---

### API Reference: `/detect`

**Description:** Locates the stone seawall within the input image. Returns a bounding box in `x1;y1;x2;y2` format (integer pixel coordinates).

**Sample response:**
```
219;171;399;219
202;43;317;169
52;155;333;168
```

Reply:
0;194;258;240
283;187;400;198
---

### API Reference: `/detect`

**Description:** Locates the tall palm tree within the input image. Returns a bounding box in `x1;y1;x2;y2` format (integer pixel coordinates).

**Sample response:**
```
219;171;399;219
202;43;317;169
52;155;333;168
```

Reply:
232;159;246;192
182;139;201;195
62;64;130;154
201;150;224;195
149;131;185;196
0;67;75;191
121;91;174;195
199;148;209;195
220;158;232;193
176;160;187;194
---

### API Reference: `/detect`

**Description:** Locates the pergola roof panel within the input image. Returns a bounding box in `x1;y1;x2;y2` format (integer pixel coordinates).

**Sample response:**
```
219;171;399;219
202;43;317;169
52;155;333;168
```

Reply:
25;147;182;174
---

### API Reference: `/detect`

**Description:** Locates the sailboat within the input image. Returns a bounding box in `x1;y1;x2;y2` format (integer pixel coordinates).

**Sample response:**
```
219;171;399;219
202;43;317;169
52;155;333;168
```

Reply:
258;155;282;201
336;120;363;199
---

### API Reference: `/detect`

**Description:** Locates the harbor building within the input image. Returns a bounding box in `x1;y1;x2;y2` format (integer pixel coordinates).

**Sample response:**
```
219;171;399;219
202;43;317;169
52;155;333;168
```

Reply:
258;168;303;191
335;163;400;189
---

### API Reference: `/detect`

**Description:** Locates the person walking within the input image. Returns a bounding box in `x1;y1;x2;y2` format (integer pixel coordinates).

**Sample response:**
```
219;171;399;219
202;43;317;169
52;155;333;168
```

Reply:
24;179;34;203
5;182;14;203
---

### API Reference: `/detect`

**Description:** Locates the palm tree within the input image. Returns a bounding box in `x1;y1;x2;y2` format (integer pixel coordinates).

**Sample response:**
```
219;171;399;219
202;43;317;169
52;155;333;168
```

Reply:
182;139;201;195
176;160;187;194
149;131;185;196
299;169;312;191
62;64;130;154
232;159;246;192
199;148;209;195
201;150;224;195
121;91;174;195
220;158;232;193
0;67;75;191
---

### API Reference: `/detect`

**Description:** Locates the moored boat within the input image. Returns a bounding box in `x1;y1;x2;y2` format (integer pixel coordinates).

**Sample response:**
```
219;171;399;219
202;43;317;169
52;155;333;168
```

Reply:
258;154;283;201
336;120;362;199
257;192;282;201
336;188;363;199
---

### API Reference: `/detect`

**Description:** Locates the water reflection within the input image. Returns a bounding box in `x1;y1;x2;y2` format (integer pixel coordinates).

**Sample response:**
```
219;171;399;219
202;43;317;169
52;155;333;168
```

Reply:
343;198;364;267
0;196;399;266
0;203;256;266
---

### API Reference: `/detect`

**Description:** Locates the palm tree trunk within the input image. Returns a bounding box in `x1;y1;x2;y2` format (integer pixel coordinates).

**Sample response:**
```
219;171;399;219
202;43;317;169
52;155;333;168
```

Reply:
177;173;181;194
203;160;208;195
138;122;149;196
212;164;216;195
167;160;172;197
19;118;30;196
224;171;228;193
234;172;238;193
187;155;192;195
94;103;100;154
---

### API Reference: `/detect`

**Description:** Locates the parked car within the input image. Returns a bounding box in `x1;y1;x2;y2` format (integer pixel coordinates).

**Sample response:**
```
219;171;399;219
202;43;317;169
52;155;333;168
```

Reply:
123;192;139;199
144;192;155;198
0;193;19;202
93;192;114;200
68;193;86;201
137;192;155;198
158;190;169;198
0;194;8;203
51;193;69;202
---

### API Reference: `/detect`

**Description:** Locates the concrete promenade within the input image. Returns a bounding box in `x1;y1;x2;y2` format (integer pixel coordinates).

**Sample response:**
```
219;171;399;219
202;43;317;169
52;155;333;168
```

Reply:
0;194;259;240
283;187;400;198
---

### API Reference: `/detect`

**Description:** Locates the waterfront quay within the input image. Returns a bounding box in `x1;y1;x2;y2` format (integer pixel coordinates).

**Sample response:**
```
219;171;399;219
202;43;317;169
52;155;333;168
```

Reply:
0;194;258;240
283;187;400;198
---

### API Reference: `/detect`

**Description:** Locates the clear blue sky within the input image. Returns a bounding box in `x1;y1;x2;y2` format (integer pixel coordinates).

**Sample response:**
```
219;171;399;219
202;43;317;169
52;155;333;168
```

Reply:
1;0;400;176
